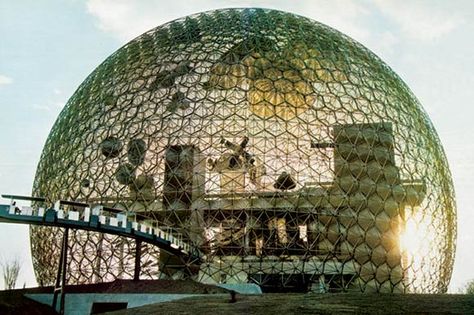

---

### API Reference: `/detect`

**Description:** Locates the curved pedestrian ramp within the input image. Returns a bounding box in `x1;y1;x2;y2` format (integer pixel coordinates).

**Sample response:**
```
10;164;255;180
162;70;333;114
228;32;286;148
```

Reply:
0;194;201;263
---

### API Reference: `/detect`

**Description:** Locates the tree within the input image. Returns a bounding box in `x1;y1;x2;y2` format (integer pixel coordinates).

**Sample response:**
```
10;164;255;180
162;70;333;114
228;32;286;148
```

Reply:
1;257;21;290
464;279;474;294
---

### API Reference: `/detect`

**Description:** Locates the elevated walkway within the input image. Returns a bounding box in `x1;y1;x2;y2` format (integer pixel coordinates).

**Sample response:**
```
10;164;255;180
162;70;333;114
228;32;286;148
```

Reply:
0;195;201;261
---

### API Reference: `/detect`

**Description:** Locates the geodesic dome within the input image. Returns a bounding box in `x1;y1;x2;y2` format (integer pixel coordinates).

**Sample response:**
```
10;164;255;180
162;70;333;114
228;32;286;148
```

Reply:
31;8;456;293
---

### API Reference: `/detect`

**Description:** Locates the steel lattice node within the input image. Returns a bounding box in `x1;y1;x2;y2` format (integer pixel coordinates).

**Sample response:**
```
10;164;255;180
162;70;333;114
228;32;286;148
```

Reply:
31;8;456;293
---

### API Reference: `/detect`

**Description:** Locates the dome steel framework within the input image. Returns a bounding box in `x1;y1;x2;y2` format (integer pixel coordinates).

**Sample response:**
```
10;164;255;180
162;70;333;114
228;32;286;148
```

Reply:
31;8;456;293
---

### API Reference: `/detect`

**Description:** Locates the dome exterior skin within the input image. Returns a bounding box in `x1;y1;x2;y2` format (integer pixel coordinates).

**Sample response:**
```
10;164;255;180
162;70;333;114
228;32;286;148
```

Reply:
31;8;456;293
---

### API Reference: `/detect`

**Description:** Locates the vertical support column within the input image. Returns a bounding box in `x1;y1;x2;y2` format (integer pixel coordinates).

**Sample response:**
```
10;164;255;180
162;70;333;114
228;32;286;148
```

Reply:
134;239;142;281
52;227;69;315
93;233;104;283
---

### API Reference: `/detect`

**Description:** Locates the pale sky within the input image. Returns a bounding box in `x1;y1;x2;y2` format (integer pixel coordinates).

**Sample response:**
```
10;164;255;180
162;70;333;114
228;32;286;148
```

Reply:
0;0;473;292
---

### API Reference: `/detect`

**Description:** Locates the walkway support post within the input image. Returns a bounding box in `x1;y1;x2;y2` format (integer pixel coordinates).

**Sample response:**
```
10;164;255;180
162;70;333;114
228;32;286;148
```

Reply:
134;239;142;281
52;227;69;315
